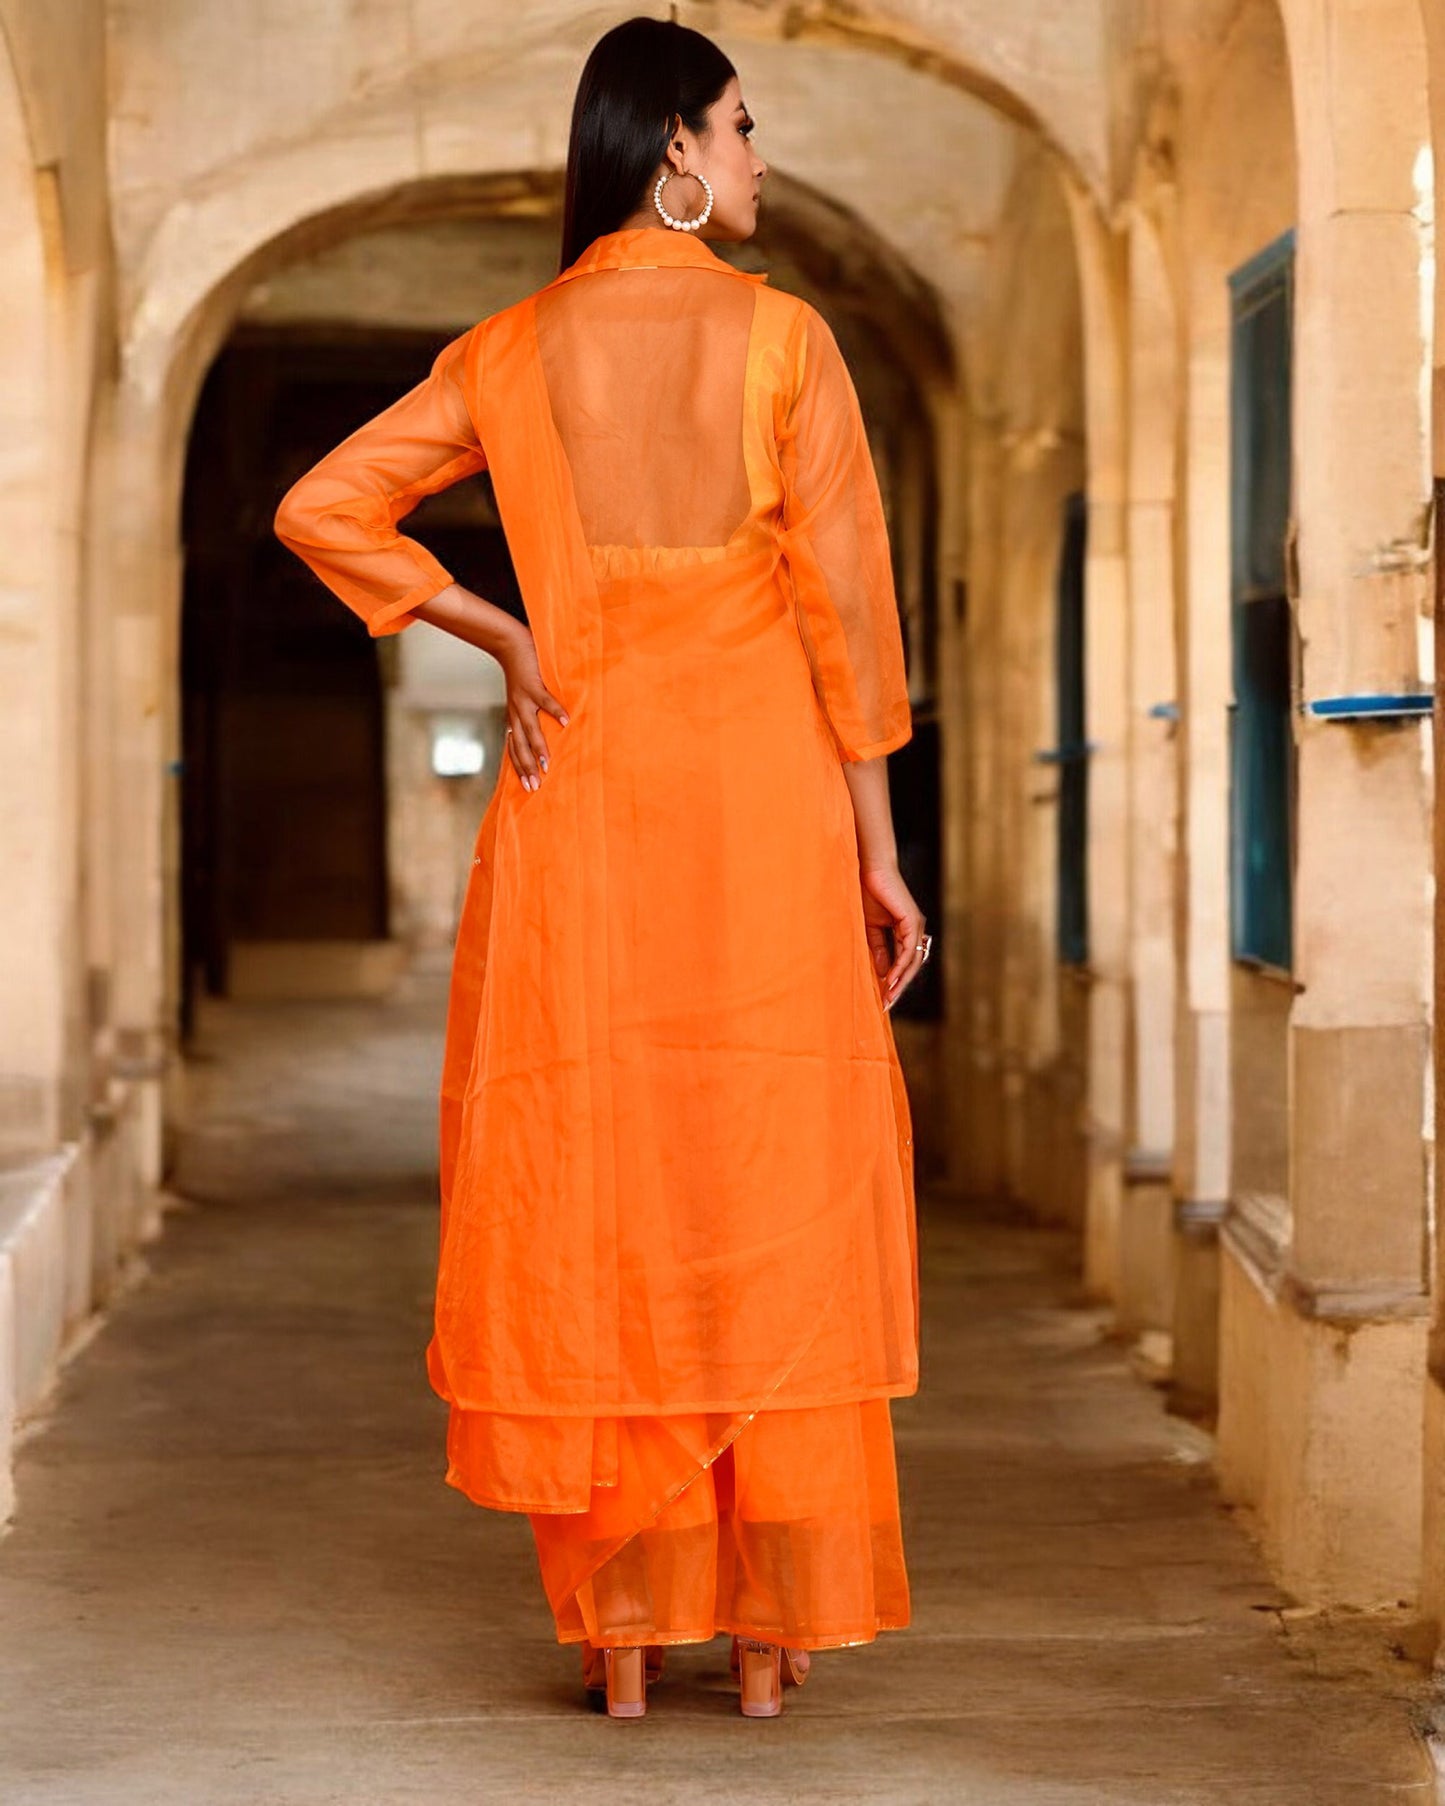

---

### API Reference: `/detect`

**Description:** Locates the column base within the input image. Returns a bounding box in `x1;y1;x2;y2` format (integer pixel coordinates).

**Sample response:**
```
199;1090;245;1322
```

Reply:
1;1073;163;1529
1416;1371;1445;1652
1117;1149;1174;1334
1216;1228;1425;1606
1168;1199;1223;1412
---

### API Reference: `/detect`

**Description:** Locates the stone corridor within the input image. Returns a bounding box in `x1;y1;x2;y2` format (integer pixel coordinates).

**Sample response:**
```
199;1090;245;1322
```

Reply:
0;973;1432;1803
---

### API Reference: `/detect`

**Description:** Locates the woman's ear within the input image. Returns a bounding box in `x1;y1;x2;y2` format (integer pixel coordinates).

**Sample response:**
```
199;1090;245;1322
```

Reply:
666;112;689;166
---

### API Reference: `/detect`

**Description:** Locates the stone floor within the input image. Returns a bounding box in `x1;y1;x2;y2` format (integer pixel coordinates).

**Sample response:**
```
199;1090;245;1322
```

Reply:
0;967;1435;1803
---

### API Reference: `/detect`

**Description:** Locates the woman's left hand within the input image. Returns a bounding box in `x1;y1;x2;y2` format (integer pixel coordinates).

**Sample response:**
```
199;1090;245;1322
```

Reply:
859;861;928;1011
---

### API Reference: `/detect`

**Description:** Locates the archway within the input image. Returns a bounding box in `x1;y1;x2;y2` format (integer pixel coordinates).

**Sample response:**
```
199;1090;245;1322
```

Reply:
159;165;961;1036
84;13;1126;1273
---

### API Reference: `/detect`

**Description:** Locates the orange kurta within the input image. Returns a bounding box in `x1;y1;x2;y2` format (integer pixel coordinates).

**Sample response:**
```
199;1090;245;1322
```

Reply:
274;226;919;1648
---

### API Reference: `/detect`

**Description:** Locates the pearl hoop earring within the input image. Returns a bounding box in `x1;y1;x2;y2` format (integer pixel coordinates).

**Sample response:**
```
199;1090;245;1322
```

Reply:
653;168;714;232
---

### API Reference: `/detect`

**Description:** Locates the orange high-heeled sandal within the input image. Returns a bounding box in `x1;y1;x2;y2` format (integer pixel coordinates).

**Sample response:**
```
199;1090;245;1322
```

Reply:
581;1641;665;1688
580;1640;664;1715
589;1645;645;1718
735;1637;810;1717
729;1635;810;1686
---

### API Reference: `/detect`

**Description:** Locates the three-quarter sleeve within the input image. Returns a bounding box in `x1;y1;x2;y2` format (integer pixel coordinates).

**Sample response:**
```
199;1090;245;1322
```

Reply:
774;302;913;763
273;324;487;637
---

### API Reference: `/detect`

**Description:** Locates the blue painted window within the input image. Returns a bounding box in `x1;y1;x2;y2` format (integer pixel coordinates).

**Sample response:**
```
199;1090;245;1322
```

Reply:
1055;490;1089;965
1228;230;1296;973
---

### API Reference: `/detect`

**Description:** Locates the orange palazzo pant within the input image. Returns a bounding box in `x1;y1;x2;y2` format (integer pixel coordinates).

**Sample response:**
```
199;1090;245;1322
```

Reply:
446;1398;909;1649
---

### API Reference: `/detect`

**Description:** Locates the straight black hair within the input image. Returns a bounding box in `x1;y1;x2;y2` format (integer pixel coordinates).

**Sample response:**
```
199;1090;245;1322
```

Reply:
560;16;736;273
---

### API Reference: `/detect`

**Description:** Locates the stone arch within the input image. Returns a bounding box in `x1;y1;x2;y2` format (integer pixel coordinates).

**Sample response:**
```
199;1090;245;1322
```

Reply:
100;4;1103;1030
108;133;970;1049
711;1;1109;190
92;7;1121;1218
109;0;1108;378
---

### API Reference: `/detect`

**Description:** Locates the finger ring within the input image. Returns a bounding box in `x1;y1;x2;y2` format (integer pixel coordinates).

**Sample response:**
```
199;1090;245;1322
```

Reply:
505;727;513;736
916;933;933;962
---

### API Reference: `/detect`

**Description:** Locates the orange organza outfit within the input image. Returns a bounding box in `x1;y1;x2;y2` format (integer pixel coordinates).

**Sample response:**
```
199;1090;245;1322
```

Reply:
274;227;919;1651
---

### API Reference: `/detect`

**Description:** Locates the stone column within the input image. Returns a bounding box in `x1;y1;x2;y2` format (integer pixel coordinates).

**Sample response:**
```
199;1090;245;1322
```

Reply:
0;115;71;1163
960;413;1011;1197
1065;184;1132;1305
1171;258;1235;1412
1419;0;1445;1651
933;387;977;1198
1120;202;1180;1340
997;447;1042;1203
1215;0;1433;1605
102;391;180;1187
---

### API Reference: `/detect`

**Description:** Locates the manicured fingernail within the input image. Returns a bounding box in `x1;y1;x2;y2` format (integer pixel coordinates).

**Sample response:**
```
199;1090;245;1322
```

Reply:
540;756;548;771
560;714;570;726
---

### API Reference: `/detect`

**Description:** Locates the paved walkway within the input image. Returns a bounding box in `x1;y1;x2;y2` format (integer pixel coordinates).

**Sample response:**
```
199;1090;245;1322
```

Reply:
0;970;1434;1803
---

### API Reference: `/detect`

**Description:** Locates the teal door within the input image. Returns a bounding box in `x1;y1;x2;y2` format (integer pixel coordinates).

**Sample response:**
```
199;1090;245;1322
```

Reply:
1228;230;1296;972
1055;489;1088;965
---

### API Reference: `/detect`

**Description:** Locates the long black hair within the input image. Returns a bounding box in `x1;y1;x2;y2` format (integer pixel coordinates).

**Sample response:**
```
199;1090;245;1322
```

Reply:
559;16;736;273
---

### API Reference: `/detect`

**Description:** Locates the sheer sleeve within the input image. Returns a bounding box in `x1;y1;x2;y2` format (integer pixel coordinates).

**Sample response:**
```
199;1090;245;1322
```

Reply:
273;324;487;637
774;303;913;763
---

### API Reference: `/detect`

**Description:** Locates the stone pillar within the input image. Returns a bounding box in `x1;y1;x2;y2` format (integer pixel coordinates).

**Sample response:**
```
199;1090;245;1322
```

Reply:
1172;292;1234;1410
997;448;1042;1204
1120;203;1180;1340
932;387;977;1197
1166;0;1299;1423
0;98;71;1163
1216;0;1433;1605
1419;0;1445;1653
1065;184;1132;1305
960;414;1010;1197
998;451;1073;1214
102;394;179;1186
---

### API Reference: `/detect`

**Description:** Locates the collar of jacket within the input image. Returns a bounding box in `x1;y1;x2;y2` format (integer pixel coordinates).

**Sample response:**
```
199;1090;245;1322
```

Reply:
555;226;771;286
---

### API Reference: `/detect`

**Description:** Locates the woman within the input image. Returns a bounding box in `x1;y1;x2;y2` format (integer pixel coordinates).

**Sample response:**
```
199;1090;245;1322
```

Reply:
274;15;930;1721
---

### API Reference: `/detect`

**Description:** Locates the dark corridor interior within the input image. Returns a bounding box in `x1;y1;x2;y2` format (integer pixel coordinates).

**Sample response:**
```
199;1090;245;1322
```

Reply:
179;324;521;1035
178;315;938;1035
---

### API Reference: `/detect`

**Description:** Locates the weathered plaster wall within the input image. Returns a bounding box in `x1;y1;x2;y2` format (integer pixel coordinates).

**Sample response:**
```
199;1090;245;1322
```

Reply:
0;0;160;1531
955;140;1086;1214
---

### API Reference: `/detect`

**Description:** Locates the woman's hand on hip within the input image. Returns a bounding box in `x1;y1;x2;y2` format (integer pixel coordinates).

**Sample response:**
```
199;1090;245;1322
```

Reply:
498;627;569;791
860;861;927;1011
